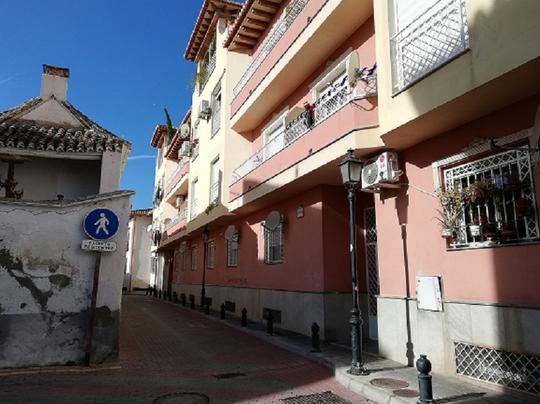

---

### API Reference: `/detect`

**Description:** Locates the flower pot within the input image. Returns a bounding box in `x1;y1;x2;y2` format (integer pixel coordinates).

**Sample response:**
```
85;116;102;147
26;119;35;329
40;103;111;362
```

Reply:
515;198;531;217
469;225;481;237
441;228;454;238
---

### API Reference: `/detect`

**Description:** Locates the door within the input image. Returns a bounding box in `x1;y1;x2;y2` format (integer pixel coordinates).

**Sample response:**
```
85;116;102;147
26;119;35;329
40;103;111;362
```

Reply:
364;207;380;340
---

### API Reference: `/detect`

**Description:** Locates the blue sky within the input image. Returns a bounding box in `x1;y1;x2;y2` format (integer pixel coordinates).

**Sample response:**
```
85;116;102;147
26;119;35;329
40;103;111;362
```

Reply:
0;0;202;209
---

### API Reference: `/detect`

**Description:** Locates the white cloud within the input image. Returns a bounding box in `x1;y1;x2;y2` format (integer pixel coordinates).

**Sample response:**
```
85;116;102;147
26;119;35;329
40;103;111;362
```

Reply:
127;155;155;161
0;75;16;85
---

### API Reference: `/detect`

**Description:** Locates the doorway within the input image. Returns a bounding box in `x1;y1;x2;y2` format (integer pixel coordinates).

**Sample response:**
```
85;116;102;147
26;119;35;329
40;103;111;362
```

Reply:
364;207;380;340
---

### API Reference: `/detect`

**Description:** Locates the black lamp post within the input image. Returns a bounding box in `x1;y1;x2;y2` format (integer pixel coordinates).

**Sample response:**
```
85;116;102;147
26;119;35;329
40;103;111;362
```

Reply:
339;149;369;376
200;226;209;309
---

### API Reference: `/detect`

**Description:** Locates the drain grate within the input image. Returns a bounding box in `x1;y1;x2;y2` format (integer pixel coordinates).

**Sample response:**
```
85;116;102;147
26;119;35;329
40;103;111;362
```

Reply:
370;378;409;389
392;389;419;398
153;392;209;404
213;372;246;379
281;391;351;403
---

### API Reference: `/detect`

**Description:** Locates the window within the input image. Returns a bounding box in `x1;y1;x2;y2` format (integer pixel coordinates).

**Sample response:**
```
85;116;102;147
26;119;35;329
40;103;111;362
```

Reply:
263;223;283;264
206;240;215;269
263;114;286;161
209;157;221;206
443;148;539;248
211;84;221;136
190;179;198;220
226;235;238;267
190;245;198;271
389;0;469;93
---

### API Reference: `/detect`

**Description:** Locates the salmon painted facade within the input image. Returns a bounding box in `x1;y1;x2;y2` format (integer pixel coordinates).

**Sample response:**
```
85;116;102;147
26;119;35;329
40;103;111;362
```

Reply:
151;0;540;396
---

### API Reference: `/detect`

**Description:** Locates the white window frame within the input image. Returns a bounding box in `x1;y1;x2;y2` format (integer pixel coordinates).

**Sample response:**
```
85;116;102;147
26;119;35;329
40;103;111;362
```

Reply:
211;83;222;137
190;178;198;220
209;156;221;205
263;222;284;264
226;234;238;268
262;109;288;162
310;50;358;101
190;245;198;271
206;239;216;269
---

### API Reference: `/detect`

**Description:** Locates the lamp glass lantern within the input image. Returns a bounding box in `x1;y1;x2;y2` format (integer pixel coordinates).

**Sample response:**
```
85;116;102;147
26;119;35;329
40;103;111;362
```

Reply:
339;149;363;187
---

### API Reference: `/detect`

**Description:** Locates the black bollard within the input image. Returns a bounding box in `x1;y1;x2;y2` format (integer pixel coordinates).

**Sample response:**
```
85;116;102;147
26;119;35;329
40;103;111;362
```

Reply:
311;322;321;352
153;288;157;298
205;299;210;315
145;287;149;296
173;292;178;303
163;291;167;300
158;290;162;299
220;304;226;320
189;295;195;309
241;308;247;327
181;293;186;306
416;355;435;404
266;311;274;336
168;291;172;301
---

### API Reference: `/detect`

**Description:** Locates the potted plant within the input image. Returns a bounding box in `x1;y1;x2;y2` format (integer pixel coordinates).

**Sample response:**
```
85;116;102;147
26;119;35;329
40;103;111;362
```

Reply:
469;215;482;237
482;222;499;241
500;223;516;239
464;180;494;203
436;189;464;238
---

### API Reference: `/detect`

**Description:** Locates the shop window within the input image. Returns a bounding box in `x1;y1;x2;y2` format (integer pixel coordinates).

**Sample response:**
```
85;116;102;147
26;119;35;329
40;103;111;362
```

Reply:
443;148;539;248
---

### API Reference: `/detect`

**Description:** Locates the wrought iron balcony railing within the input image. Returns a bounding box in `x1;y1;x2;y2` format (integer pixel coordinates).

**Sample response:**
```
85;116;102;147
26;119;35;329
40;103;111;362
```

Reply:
390;0;468;93
209;181;220;206
165;208;188;232
199;51;216;93
231;73;377;185
190;198;198;221
165;158;189;190
232;0;309;99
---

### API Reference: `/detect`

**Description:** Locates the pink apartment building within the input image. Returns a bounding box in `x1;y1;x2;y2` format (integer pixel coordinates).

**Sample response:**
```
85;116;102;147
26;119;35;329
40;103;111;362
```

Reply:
153;0;540;396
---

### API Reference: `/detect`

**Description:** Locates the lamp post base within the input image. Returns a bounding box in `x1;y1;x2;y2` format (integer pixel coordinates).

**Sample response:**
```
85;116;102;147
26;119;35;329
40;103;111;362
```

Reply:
348;364;370;376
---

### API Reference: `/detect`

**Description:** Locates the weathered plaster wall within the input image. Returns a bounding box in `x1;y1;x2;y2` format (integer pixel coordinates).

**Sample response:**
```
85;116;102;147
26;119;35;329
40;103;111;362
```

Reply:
0;191;131;368
0;157;100;201
127;215;152;289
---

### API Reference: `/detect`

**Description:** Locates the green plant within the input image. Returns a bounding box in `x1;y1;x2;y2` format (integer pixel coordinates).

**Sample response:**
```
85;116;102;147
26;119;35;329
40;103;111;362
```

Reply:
190;64;207;90
464;180;494;203
435;188;464;233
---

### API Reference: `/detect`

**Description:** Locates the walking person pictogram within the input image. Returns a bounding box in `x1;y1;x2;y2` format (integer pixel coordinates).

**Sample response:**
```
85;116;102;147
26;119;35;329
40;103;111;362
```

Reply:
94;213;110;236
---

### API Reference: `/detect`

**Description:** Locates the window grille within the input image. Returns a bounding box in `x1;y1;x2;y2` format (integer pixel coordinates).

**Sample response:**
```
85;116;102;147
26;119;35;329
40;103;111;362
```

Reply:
264;223;283;264
206;240;215;269
227;235;238;267
443;148;539;247
211;88;221;136
455;342;540;396
191;246;197;271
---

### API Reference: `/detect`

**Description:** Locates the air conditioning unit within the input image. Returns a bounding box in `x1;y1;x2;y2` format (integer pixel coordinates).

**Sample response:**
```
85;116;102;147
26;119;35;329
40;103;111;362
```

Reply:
175;195;185;208
361;152;400;190
198;100;211;120
179;141;191;157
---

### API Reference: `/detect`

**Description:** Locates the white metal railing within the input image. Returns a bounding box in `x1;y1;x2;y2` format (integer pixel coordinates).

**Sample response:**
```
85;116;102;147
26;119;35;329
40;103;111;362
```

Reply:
390;0;468;93
166;157;189;186
232;0;309;99
165;208;188;232
231;72;377;185
190;198;198;220
200;51;216;92
191;144;199;161
209;181;220;205
211;104;221;136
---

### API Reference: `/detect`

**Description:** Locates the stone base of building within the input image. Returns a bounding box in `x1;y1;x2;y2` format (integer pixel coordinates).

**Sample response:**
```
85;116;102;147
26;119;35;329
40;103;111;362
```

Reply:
378;296;540;392
172;283;373;343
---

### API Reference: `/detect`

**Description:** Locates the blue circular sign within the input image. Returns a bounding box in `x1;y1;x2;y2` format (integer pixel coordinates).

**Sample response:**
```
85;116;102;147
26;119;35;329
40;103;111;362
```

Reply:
83;208;119;240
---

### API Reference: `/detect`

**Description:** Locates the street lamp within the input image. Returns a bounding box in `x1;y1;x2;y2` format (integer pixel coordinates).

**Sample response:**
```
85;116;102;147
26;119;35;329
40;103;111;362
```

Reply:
200;226;210;309
339;149;369;376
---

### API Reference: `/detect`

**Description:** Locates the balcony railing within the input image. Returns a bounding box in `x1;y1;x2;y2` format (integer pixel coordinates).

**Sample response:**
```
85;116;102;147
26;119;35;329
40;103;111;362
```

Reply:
190;198;198;221
390;0;468;93
165;208;188;233
209;181;220;206
200;51;216;92
211;105;221;136
165;158;189;192
231;73;376;185
232;0;309;99
191;143;199;161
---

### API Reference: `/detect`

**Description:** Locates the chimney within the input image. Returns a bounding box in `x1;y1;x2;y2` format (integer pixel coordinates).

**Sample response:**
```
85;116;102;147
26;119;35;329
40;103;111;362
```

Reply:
41;64;69;101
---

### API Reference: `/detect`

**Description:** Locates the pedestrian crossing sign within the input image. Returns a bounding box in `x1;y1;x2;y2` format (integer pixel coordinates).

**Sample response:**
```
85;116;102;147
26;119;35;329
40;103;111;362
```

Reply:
83;208;119;240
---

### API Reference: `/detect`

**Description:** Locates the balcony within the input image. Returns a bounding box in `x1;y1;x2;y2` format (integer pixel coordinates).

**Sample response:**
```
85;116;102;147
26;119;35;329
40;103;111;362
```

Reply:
390;0;469;93
190;198;198;221
209;180;221;207
230;0;373;132
199;51;216;93
164;158;190;198
163;207;188;238
231;72;377;185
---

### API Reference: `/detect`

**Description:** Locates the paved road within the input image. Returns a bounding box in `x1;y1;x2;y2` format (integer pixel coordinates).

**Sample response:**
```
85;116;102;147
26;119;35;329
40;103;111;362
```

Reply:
0;294;370;404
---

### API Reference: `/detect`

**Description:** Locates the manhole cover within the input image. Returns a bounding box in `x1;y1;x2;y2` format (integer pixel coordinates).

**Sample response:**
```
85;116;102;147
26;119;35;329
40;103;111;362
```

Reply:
154;392;209;404
370;378;409;389
393;389;419;398
281;391;351;403
213;372;246;379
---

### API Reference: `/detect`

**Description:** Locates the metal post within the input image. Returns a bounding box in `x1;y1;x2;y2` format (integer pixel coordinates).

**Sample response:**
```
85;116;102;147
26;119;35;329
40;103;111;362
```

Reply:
200;244;207;310
241;308;247;327
189;295;195;309
220;304;226;320
85;252;101;366
205;299;210;315
416;355;435;403
347;187;369;375
266;311;274;336
311;322;321;352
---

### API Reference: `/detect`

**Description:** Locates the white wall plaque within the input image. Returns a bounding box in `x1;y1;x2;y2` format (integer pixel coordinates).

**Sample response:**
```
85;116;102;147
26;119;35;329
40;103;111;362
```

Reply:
81;239;117;252
416;275;443;311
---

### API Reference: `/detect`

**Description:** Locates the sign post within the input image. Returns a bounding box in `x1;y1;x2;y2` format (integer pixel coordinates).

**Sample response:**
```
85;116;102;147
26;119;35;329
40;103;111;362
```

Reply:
82;208;119;366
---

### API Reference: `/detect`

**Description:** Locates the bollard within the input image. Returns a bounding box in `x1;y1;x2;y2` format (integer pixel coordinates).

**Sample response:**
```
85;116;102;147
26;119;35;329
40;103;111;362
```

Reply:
220;304;226;320
173;292;178;303
163;291;167;300
168;291;172;301
266;311;274;336
153;288;157;298
416;355;435;404
181;293;186;306
189;295;195;309
145;287;149;296
158;290;162;299
205;299;210;315
311;322;321;352
241;308;247;327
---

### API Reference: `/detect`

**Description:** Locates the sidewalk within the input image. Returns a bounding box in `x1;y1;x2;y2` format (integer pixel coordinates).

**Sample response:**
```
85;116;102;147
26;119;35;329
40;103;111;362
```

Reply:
160;297;536;404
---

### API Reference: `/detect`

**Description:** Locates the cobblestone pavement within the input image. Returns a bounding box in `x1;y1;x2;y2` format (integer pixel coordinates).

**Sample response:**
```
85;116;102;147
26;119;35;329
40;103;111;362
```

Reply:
0;294;371;404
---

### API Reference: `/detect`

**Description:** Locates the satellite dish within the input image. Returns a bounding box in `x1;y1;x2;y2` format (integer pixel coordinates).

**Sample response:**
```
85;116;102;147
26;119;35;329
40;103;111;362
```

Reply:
180;124;191;139
264;211;282;230
224;225;238;241
347;51;359;87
